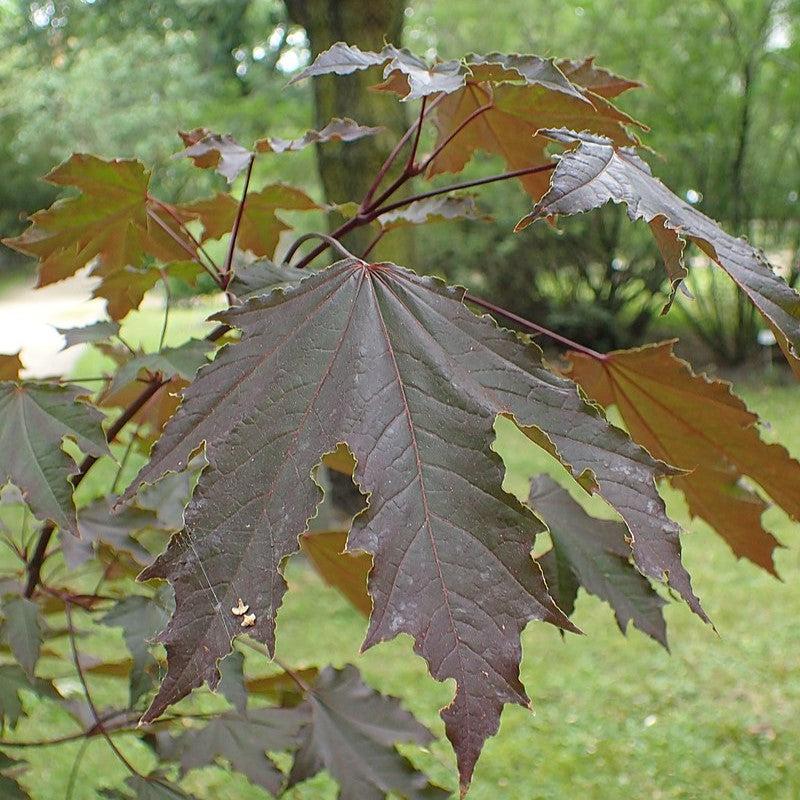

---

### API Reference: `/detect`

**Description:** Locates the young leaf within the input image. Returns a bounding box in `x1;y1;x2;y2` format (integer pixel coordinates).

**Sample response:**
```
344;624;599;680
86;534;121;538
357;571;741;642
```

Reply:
518;129;800;375
93;267;161;322
1;155;189;286
256;118;382;153
182;185;320;258
556;57;642;98
290;42;467;101
0;383;109;536
376;196;487;230
287;665;448;800
100;587;174;706
300;530;372;616
0;665;58;728
427;80;643;199
566;341;800;574
123;258;703;787
1;597;44;678
173;706;303;795
529;476;668;647
178;130;253;183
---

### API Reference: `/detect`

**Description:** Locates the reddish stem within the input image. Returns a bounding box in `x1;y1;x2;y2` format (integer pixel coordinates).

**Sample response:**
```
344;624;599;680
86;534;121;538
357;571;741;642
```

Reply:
465;292;607;361
223;154;256;286
419;101;494;173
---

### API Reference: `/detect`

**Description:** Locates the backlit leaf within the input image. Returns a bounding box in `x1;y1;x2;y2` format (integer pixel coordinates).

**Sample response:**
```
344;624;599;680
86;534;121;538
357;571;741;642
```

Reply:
565;341;800;574
0;383;109;536
2;155;190;286
123;258;703;787
427;79;643;199
518;129;800;376
300;530;372;616
182;185;320;258
287;664;447;800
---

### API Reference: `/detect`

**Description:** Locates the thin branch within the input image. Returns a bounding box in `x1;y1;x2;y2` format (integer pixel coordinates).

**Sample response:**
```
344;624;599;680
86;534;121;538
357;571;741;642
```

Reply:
64;602;142;778
236;638;313;694
465;292;608;361
361;228;386;260
360;95;437;210
372;163;557;218
157;268;171;352
284;232;360;266
419;100;494;173
146;208;224;288
223;154;256;285
150;197;220;274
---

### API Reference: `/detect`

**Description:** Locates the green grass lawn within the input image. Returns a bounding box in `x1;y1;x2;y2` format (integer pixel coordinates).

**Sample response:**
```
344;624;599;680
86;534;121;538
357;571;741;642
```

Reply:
4;304;800;800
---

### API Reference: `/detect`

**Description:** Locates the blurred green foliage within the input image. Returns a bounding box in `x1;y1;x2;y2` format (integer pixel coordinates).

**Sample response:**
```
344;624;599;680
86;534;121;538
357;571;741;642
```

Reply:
1;0;798;357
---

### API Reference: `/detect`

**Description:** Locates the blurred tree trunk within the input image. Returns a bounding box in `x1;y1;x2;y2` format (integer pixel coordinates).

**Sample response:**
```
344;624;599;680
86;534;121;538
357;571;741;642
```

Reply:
284;0;415;262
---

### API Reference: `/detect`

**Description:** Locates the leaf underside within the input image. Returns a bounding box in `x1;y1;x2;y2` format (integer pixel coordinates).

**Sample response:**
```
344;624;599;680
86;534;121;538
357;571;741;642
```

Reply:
124;258;702;788
518;129;800;375
566;341;800;574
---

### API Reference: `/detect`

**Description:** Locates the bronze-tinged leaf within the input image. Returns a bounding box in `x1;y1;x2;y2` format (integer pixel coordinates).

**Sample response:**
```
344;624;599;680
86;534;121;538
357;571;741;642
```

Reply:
427;80;643;200
287;665;448;800
519;129;800;376
2;155;189;287
256;118;382;153
556;57;642;98
177;129;253;183
0;383;109;536
245;667;318;704
566;341;800;574
123;258;702;788
182;185;320;258
93;267;160;322
300;530;372;616
100;377;186;444
529;476;668;647
0;353;23;381
290;42;466;101
173;706;303;795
